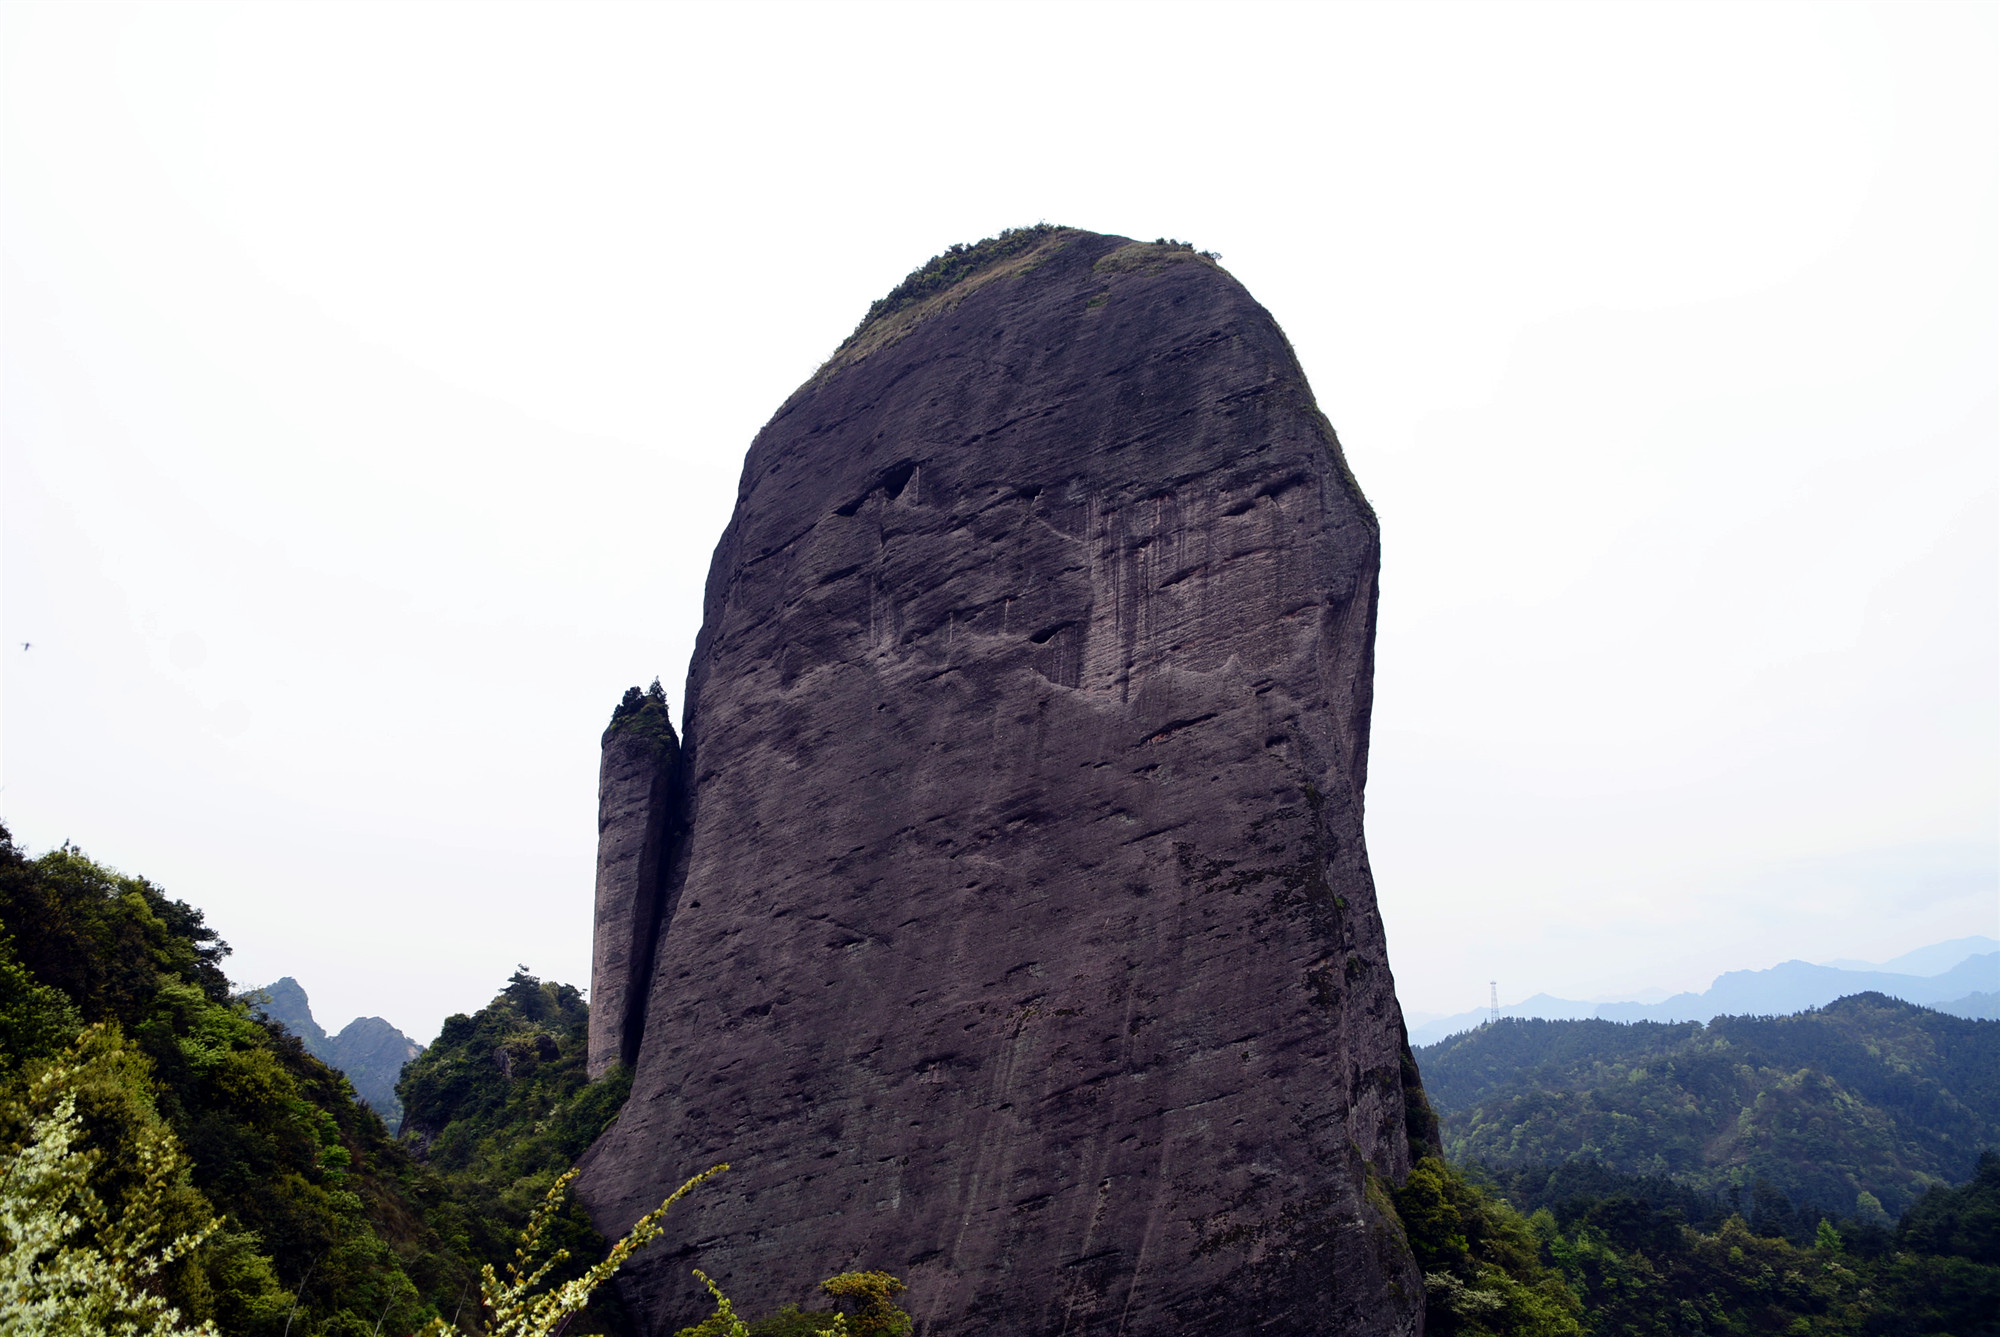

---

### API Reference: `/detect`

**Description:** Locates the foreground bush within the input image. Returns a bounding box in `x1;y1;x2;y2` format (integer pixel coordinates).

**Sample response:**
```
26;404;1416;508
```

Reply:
0;1029;220;1337
420;1166;725;1337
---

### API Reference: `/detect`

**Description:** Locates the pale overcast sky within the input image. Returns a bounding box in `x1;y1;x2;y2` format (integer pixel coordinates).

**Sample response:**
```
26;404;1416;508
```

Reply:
2;2;1993;1041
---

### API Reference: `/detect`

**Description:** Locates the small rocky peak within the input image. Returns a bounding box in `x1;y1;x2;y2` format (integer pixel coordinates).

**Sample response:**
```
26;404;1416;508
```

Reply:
603;678;678;749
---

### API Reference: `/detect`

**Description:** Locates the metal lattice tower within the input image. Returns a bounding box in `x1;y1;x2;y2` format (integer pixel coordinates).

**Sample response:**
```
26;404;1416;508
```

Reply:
1489;980;1501;1026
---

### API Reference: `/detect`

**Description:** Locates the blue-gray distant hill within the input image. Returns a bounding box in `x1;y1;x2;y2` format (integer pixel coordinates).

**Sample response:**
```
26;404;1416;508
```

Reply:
1410;936;1998;1045
253;976;422;1130
1590;950;1995;1023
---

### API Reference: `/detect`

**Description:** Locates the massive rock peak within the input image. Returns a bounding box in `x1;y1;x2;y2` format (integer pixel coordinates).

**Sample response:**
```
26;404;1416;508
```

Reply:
578;227;1431;1337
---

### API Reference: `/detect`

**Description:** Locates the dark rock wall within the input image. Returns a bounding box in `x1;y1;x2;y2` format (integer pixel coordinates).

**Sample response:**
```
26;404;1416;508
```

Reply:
578;231;1427;1337
587;685;680;1078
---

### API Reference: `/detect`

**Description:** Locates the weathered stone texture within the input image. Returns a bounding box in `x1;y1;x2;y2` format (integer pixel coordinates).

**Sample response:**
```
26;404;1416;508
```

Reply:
577;231;1428;1337
587;690;680;1078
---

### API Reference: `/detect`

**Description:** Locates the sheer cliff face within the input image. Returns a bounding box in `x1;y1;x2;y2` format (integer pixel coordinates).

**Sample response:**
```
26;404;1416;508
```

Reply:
588;688;680;1079
577;231;1428;1337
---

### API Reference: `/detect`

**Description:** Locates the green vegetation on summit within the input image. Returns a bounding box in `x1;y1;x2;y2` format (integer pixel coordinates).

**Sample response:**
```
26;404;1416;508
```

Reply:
840;224;1066;349
833;226;1225;360
604;678;676;747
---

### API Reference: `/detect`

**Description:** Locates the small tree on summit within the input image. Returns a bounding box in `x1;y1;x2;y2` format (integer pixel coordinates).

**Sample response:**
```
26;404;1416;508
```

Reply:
605;679;676;746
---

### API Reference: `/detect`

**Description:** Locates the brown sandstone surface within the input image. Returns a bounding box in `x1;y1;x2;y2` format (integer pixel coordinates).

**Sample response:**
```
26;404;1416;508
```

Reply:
577;229;1432;1337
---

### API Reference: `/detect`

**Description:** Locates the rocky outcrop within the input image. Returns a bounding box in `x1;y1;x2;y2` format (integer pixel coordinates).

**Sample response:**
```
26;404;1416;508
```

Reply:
577;229;1431;1337
587;682;681;1078
252;976;424;1130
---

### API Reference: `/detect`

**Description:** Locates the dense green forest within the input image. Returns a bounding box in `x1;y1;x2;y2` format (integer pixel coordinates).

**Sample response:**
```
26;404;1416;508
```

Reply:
1410;1006;2000;1335
396;966;637;1333
0;824;634;1334
1418;999;2000;1218
1408;1151;1999;1337
3;820;1995;1336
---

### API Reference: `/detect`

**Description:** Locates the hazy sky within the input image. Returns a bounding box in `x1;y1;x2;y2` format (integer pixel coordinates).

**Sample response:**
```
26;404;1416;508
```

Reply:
3;2;1993;1041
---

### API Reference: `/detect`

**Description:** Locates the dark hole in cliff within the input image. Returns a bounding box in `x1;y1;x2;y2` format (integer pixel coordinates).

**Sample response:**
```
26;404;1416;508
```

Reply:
1258;471;1312;501
834;460;919;516
1030;621;1084;688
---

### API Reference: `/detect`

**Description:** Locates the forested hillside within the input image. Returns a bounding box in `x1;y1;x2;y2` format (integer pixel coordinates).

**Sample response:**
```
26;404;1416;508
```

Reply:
1409;999;2000;1336
0;824;636;1334
5;818;1995;1337
253;976;424;1131
395;967;636;1333
1418;994;2000;1218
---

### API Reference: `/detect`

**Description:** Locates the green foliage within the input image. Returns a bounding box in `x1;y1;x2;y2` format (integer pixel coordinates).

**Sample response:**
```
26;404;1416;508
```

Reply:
675;1298;846;1337
252;980;421;1130
1899;1148;2000;1263
397;968;637;1333
0;1028;222;1336
1149;237;1221;259
1540;1211;1876;1337
604;680;677;747
0;931;81;1074
1416;998;2000;1333
0;824;468;1334
1875;1151;2000;1334
816;1272;910;1337
1458;1151;2000;1336
678;1269;754;1337
1391;1157;1584;1337
1418;998;2000;1218
420;1165;725;1337
843;225;1063;348
744;1305;847;1337
0;835;230;1034
676;1270;909;1337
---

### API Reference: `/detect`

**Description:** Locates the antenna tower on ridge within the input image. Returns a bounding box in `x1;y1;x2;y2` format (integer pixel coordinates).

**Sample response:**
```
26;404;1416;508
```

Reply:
1489;980;1501;1026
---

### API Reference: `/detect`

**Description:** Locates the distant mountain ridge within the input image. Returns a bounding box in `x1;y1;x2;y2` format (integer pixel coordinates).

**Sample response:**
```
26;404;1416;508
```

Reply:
1409;935;1999;1045
1592;951;1995;1023
1822;934;1999;976
253;976;423;1129
1415;992;2000;1219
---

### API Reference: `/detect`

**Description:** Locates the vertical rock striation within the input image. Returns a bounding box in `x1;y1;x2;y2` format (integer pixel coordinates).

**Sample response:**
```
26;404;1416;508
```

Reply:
586;681;680;1079
578;229;1434;1336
